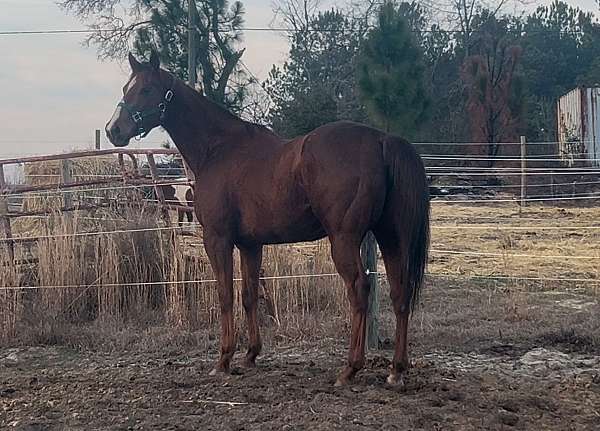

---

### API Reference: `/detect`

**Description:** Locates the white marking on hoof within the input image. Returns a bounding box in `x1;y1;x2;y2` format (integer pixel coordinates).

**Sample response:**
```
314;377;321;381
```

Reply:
334;379;345;387
209;368;219;376
387;374;405;386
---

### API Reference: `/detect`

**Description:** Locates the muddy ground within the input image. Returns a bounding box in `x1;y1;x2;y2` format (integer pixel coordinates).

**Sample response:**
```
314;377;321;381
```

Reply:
2;275;600;431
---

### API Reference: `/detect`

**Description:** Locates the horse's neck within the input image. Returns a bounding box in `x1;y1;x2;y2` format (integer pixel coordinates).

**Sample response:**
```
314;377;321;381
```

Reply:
162;76;246;172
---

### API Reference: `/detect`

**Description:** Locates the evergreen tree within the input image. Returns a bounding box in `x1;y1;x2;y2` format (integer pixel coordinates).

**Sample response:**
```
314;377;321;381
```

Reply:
356;1;429;137
264;10;367;137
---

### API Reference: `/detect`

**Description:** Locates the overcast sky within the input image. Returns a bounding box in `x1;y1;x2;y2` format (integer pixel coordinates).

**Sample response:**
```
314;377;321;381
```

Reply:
0;0;598;158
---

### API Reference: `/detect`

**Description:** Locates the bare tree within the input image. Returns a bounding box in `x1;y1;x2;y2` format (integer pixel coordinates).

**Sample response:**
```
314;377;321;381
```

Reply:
270;0;324;31
421;0;537;56
59;0;249;111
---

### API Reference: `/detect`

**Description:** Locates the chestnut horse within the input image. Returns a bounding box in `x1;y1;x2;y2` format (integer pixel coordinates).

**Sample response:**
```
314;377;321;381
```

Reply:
106;51;430;386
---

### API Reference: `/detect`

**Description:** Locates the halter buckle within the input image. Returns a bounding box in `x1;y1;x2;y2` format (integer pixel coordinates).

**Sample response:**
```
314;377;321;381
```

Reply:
164;90;173;102
132;112;143;123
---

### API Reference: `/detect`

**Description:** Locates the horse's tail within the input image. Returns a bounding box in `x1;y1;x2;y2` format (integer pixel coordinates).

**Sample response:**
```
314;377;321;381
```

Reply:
381;136;430;313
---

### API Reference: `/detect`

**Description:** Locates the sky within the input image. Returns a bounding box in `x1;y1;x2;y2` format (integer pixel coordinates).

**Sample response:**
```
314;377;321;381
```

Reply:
0;0;598;160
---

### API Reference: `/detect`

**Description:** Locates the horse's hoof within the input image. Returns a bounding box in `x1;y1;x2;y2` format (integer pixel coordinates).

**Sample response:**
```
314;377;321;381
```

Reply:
334;378;348;387
386;373;405;387
334;366;356;387
242;358;257;369
209;367;228;376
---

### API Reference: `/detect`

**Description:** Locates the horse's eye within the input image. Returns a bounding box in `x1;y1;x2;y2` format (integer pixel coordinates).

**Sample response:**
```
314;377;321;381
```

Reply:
141;87;152;95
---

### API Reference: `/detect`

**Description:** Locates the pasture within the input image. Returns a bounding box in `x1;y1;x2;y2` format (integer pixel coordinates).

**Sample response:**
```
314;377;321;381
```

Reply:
1;197;599;430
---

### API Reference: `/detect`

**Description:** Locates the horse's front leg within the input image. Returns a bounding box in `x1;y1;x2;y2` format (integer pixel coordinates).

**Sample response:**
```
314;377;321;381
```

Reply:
239;244;263;367
204;233;235;375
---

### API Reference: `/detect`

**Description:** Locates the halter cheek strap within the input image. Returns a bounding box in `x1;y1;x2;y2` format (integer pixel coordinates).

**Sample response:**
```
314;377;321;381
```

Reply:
118;86;174;138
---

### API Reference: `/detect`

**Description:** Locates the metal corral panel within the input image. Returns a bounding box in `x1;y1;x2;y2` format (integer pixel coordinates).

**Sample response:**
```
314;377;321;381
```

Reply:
557;87;600;166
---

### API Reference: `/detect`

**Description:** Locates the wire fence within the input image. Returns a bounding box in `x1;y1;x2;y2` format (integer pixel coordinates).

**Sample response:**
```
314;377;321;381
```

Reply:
1;271;597;292
2;144;600;294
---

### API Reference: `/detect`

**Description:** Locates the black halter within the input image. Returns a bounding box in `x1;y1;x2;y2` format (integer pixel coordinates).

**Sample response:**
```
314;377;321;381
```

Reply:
118;86;174;138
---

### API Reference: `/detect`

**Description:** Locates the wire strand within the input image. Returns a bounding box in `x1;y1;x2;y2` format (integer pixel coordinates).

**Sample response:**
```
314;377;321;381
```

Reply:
1;271;598;291
430;249;600;260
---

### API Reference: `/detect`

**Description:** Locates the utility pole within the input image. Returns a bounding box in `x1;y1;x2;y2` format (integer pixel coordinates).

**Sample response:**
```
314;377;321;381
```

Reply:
185;0;197;183
188;0;197;89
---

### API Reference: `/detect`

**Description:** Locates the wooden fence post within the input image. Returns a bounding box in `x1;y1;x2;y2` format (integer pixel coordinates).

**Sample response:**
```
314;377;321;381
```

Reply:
147;153;171;226
0;164;14;261
182;159;195;185
61;159;73;211
520;136;527;208
361;231;379;350
95;129;101;150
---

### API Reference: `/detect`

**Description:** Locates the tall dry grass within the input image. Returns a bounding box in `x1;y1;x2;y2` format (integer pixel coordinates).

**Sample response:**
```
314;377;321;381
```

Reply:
1;211;350;348
0;155;354;348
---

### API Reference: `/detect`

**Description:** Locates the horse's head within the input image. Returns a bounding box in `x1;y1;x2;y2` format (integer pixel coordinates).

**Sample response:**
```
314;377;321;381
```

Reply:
106;50;174;147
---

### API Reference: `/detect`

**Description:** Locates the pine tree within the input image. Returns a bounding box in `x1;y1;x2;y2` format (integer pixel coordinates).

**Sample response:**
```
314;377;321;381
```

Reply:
356;1;429;137
264;10;367;137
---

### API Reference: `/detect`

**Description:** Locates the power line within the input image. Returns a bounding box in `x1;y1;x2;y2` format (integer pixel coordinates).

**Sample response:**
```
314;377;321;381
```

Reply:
0;27;596;37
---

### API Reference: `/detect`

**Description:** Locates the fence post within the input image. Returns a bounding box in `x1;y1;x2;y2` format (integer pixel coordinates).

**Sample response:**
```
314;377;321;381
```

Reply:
0;164;14;261
95;129;101;150
147;153;171;226
182;159;195;185
61;159;73;212
362;231;379;350
520;136;527;207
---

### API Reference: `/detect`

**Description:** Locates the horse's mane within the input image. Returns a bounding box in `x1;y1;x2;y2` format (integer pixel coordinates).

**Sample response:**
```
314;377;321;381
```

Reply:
167;70;280;142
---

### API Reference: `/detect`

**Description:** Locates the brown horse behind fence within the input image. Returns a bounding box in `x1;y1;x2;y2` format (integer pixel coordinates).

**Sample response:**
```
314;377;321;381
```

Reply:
105;50;430;386
161;184;194;226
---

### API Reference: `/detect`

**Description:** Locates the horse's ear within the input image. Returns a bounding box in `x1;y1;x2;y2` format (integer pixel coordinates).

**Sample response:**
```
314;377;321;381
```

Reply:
128;52;142;72
149;49;160;70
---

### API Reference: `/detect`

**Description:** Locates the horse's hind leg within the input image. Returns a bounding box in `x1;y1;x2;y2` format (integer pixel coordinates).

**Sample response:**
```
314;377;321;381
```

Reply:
330;233;370;386
239;244;263;367
376;237;410;385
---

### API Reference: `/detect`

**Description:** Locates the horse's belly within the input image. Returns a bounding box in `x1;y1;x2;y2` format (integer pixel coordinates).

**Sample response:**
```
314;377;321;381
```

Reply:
238;205;326;245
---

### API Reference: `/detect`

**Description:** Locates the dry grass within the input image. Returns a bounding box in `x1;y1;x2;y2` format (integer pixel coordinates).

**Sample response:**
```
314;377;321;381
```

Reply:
430;202;600;289
0;219;348;347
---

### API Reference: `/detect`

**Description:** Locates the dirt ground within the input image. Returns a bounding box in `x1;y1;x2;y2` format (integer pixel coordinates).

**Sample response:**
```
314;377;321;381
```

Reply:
2;203;600;430
2;277;599;431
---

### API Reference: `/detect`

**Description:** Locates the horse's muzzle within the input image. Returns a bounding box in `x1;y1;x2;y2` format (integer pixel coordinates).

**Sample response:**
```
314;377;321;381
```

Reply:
105;124;130;147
